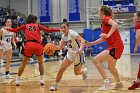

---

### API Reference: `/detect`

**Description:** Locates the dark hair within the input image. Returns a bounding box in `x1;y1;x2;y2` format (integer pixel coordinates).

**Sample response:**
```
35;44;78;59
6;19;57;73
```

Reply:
4;18;11;23
61;19;69;27
34;16;38;23
63;19;67;22
136;11;140;17
100;6;114;17
34;16;38;20
26;14;35;24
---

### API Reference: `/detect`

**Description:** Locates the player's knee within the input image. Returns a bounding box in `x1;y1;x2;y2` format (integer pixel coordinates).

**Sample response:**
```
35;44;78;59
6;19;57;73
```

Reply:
38;61;43;65
108;65;115;71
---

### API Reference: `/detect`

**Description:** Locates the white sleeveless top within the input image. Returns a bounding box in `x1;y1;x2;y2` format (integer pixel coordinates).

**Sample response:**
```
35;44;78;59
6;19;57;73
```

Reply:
1;27;14;44
0;27;14;51
61;29;80;52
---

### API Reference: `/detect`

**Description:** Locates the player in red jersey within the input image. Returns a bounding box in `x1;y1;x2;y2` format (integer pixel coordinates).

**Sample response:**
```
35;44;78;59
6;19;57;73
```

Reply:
7;14;60;86
128;11;140;90
85;6;124;90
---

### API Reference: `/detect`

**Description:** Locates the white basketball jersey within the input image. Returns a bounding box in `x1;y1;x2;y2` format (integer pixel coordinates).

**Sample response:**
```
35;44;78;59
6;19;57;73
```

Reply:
61;29;80;52
1;27;14;44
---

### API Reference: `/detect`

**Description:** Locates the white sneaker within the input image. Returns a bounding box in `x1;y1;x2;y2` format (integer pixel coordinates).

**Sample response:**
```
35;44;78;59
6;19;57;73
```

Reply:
50;84;57;91
40;80;45;85
98;83;112;91
0;59;4;65
1;59;4;62
16;78;21;86
4;74;13;79
112;82;123;90
83;68;88;80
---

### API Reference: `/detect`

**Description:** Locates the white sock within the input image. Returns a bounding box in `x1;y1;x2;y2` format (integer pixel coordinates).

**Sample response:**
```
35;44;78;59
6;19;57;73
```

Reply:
54;82;58;85
103;79;109;84
17;76;21;80
40;75;44;80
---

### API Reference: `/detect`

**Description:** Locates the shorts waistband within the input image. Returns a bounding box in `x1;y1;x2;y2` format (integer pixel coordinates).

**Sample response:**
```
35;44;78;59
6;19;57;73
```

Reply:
27;40;38;42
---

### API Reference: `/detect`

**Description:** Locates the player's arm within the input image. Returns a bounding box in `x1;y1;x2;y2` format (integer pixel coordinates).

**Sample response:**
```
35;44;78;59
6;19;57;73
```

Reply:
12;33;17;49
55;40;65;50
6;25;26;32
92;37;105;45
0;28;3;45
76;35;85;51
85;37;105;47
0;28;3;38
39;24;60;32
105;19;118;38
134;29;140;53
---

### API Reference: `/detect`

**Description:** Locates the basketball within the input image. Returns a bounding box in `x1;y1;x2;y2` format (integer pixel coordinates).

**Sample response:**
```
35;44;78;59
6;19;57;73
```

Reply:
44;43;56;55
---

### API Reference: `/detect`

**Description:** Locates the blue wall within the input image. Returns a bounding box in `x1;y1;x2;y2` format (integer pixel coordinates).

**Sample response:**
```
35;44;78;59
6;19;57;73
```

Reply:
83;28;106;54
130;27;140;53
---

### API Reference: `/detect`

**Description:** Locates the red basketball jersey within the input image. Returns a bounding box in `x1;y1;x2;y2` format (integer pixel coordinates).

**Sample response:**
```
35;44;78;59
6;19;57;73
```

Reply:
101;16;123;48
25;24;42;43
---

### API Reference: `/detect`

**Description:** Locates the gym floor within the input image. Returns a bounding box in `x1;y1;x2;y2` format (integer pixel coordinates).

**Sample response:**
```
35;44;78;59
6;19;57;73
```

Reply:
0;55;140;93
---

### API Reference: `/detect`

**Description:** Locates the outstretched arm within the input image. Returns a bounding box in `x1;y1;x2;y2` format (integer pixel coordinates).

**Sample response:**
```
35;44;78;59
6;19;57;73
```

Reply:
76;35;85;52
85;37;105;47
55;40;65;50
39;24;60;32
6;25;26;32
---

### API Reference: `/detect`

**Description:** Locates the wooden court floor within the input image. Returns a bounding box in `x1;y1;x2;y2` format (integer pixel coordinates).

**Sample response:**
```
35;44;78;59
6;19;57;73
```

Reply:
0;55;140;93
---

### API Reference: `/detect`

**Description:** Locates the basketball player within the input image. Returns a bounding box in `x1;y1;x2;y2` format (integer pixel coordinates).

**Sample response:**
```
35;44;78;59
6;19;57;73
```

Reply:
7;14;60;86
0;19;16;79
128;11;140;90
85;6;124;90
50;20;87;91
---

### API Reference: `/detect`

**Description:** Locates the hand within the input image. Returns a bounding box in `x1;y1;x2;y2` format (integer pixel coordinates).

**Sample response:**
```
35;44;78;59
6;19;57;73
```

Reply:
77;48;82;54
100;33;108;38
85;42;93;47
13;43;17;50
134;47;138;53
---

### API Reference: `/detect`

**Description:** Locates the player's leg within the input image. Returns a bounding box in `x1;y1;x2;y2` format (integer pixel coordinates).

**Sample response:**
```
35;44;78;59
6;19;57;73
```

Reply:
108;58;123;89
93;50;112;90
50;57;73;91
137;63;140;81
4;49;13;79
36;55;45;85
128;63;140;90
16;55;30;86
34;42;45;85
74;53;87;80
0;49;4;64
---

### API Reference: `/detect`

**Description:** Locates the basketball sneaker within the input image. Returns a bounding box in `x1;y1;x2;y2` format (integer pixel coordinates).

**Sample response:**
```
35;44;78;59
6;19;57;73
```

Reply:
83;68;88;80
113;82;123;90
40;80;45;85
50;84;58;91
98;83;112;91
16;78;21;86
0;59;4;66
128;81;140;90
4;74;13;79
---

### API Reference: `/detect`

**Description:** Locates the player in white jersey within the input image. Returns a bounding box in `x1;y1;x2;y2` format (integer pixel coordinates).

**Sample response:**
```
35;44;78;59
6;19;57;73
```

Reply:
50;21;88;91
0;19;16;79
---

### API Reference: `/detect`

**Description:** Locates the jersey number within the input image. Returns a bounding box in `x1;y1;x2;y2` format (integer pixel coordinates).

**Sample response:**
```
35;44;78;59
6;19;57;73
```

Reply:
28;26;36;31
6;38;10;42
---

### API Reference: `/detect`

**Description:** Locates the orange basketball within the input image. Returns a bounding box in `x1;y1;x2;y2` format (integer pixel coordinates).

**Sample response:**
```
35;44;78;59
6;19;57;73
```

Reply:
44;43;56;55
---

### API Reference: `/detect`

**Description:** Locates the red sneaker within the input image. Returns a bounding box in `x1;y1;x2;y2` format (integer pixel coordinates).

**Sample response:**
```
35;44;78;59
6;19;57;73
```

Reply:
128;81;140;90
